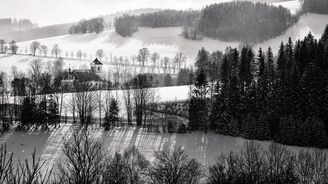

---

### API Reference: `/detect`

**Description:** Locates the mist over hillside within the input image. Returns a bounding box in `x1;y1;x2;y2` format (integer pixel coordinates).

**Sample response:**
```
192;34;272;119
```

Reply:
0;9;161;42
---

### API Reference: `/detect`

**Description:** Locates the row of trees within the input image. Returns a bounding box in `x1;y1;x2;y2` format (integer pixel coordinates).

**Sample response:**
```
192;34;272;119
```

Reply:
0;18;36;32
21;94;60;129
0;39;18;54
190;26;328;148
1;131;328;184
29;41;61;57
68;17;105;34
0;39;62;58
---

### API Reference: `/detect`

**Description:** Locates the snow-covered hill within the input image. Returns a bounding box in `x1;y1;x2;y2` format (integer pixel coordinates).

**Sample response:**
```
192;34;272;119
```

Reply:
0;13;322;73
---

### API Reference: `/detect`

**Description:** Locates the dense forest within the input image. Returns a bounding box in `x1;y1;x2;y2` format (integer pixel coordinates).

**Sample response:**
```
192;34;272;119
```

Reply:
68;17;105;34
197;1;297;43
138;10;199;28
115;1;297;43
114;15;139;37
301;0;328;14
114;10;199;37
190;25;328;148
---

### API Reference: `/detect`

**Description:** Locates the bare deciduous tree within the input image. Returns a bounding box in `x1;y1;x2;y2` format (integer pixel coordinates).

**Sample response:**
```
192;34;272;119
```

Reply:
9;40;18;54
52;58;64;78
28;59;44;94
51;44;61;58
57;130;104;184
162;57;170;74
73;82;98;126
150;52;160;74
77;50;82;60
174;52;186;71
147;147;204;184
96;49;105;61
0;145;53;184
40;45;48;57
123;146;149;184
137;48;150;72
0;40;6;54
122;83;133;125
30;41;41;56
131;74;156;126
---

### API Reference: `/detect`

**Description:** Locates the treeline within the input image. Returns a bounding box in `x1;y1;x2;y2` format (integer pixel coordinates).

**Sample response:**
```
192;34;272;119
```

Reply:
190;25;328;148
1;132;328;184
20;95;60;129
115;1;297;43
114;10;199;37
68;17;105;34
301;0;328;14
197;1;297;43
0;18;37;32
138;10;199;28
0;23;73;42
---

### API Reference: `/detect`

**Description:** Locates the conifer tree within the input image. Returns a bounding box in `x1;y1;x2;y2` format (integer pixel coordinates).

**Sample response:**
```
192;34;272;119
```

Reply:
195;47;210;76
239;47;253;93
48;94;60;127
189;70;209;131
104;98;119;130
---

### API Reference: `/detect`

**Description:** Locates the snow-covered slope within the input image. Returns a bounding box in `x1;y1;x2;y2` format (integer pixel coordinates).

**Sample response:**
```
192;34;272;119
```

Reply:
255;13;328;52
273;0;301;14
0;12;327;74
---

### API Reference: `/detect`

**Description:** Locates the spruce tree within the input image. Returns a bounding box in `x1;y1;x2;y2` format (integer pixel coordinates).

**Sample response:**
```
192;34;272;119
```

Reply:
321;25;328;43
285;37;294;79
239;46;253;93
257;48;267;108
48;94;60;127
21;96;36;128
195;47;210;76
189;70;209;131
104;98;119;130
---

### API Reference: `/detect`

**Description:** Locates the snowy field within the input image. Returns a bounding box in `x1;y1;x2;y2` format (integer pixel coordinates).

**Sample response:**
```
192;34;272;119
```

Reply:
1;0;328;171
1;124;327;171
0;13;323;74
56;85;191;117
272;0;301;14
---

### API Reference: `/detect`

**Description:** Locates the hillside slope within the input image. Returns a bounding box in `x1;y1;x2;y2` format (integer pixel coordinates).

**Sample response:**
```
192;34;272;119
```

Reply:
5;13;324;71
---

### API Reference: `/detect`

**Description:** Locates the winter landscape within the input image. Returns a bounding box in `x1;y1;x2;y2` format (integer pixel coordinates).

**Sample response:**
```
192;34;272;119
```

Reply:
0;0;328;183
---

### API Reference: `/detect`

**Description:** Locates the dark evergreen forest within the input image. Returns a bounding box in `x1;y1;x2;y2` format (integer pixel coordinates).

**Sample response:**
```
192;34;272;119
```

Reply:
190;25;328;148
68;18;105;34
197;1;297;43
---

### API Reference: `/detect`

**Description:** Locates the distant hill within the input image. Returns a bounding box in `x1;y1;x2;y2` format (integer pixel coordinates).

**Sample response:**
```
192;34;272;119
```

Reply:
0;9;161;42
0;23;73;42
114;1;298;43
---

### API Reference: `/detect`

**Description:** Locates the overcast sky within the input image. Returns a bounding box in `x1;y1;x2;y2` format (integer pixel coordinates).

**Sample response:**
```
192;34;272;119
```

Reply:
0;0;230;26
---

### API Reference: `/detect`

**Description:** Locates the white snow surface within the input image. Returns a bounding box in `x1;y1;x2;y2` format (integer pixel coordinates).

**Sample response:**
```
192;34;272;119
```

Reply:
1;124;327;172
0;13;324;75
273;0;301;14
